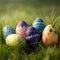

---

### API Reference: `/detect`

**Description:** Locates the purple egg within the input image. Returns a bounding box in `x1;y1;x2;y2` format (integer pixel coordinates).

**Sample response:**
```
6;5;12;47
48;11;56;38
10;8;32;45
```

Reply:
26;26;41;46
16;20;28;37
18;20;28;27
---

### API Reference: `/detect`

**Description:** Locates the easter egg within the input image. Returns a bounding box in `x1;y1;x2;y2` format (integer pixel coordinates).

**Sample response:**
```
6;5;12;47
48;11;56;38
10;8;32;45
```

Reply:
6;34;26;47
42;25;58;45
32;18;45;32
26;26;41;46
16;20;28;37
2;25;15;39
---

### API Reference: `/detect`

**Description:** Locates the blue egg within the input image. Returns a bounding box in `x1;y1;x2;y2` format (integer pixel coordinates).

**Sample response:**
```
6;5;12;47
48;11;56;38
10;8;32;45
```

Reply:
32;18;45;32
34;18;44;22
2;25;15;39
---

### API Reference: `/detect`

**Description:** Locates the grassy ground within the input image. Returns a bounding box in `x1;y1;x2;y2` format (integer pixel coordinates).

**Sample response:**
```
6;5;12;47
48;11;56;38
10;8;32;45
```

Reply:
0;0;60;60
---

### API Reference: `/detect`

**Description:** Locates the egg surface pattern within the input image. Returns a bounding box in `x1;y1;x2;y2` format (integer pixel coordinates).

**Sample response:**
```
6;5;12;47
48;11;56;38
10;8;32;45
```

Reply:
16;20;28;37
32;18;45;32
42;25;58;45
26;26;41;46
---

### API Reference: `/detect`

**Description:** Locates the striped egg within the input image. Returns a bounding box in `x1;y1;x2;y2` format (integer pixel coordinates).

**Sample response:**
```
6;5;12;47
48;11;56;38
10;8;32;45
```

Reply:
16;20;28;37
26;26;41;46
32;18;45;32
42;25;58;45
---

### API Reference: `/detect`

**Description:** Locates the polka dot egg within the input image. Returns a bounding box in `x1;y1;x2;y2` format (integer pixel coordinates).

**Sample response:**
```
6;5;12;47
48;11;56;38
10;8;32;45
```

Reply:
42;25;58;45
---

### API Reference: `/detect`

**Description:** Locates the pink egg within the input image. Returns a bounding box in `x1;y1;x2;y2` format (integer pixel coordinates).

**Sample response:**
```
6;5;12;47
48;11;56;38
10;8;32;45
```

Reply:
16;20;28;37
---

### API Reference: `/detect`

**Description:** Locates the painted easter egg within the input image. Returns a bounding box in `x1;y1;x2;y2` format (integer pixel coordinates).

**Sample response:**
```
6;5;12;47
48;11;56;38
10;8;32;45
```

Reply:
32;18;45;32
6;34;26;47
42;25;58;45
26;26;41;46
16;20;28;37
2;25;15;39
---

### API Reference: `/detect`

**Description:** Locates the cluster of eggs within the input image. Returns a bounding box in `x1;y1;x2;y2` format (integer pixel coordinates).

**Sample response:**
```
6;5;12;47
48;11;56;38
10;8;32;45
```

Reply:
2;18;58;47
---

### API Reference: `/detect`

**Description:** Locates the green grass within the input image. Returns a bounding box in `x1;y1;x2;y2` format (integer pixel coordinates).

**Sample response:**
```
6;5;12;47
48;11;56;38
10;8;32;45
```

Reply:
0;0;60;60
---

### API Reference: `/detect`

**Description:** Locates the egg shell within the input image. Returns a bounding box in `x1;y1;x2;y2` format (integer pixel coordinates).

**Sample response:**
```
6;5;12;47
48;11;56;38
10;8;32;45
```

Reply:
6;34;26;47
16;20;28;37
32;18;45;32
2;25;15;39
26;26;41;46
42;25;58;45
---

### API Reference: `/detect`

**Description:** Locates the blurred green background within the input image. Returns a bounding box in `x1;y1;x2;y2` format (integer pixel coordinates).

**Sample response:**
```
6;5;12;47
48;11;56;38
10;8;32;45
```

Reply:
0;0;60;60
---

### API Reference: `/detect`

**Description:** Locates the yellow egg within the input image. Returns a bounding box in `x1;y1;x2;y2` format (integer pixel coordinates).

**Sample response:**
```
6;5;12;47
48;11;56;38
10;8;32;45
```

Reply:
42;25;58;45
6;34;26;47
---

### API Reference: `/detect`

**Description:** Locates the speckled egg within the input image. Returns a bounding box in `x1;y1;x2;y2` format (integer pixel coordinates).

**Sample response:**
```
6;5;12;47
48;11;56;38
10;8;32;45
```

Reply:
16;20;28;37
6;34;26;47
42;25;58;45
26;26;41;46
32;18;45;32
2;25;15;39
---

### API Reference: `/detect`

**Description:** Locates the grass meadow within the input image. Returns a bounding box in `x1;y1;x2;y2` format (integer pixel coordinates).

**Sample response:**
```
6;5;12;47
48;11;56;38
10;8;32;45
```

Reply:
0;0;60;60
